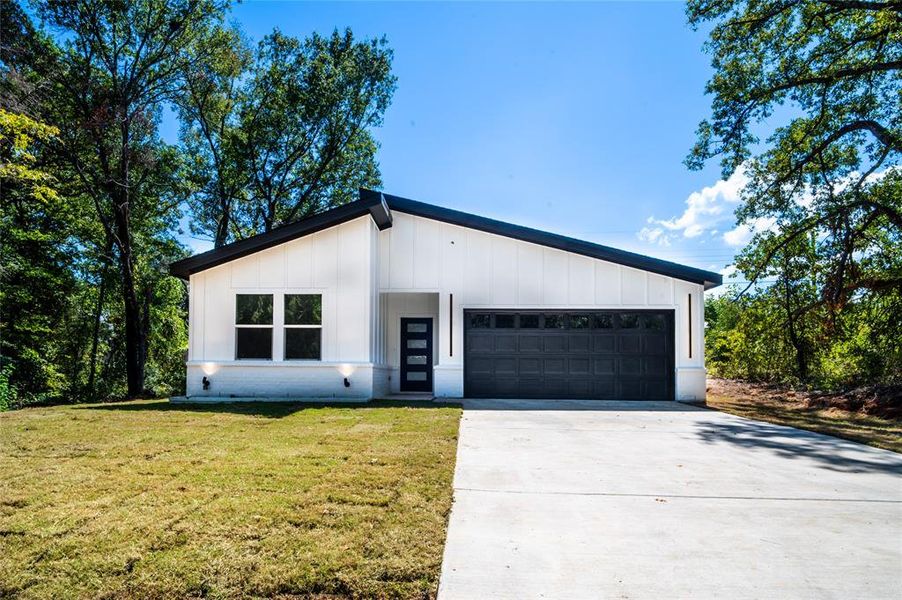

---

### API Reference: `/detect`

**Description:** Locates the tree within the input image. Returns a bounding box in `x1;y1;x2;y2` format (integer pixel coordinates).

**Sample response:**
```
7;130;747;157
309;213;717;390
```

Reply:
179;28;396;243
687;0;901;304
177;25;251;247
35;0;229;396
689;0;901;385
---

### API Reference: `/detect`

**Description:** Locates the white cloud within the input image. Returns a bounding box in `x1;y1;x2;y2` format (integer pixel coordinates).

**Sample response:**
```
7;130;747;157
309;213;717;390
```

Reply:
638;167;748;246
637;225;671;246
722;216;777;247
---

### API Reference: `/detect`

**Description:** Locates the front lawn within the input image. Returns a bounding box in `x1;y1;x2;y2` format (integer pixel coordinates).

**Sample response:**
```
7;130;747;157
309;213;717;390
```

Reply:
0;400;462;599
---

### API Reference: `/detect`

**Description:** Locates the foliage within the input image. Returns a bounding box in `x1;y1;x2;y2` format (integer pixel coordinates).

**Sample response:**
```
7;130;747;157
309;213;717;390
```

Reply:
179;27;396;244
690;0;902;386
0;1;395;409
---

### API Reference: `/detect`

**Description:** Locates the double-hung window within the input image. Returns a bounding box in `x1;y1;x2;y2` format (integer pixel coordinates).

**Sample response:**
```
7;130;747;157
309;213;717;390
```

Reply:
284;294;322;360
235;294;273;359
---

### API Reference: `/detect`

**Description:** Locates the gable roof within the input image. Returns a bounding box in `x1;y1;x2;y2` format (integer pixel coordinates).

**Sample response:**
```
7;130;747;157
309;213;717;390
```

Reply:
170;189;723;289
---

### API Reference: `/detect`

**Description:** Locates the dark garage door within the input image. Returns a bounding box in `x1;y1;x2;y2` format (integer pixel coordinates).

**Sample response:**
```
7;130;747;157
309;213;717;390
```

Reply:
464;310;674;400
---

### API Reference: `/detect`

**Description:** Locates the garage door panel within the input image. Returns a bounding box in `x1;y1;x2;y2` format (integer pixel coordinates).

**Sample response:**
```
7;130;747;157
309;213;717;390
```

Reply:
620;334;642;354
495;358;517;375
570;358;590;375
465;310;674;400
620;357;641;375
543;337;567;352
593;336;616;353
594;358;615;375
544;358;565;374
519;336;542;352
644;334;668;354
468;334;493;352
569;336;590;353
519;358;541;376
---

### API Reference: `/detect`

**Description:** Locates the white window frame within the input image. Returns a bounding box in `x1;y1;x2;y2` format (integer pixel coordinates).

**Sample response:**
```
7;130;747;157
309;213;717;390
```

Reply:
235;293;274;360
283;293;322;361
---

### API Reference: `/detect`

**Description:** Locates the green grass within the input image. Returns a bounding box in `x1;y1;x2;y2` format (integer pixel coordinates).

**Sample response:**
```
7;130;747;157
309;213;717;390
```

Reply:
0;400;462;599
706;390;902;453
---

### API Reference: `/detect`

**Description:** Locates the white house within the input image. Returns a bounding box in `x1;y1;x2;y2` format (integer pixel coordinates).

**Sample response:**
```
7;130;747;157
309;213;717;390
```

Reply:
170;190;721;402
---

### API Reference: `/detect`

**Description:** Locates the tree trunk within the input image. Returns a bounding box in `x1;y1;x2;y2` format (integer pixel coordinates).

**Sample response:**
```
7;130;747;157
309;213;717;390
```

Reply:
87;252;109;398
782;275;809;382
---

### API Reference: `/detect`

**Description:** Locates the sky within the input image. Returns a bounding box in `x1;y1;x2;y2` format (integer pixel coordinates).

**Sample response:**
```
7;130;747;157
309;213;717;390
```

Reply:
163;0;749;282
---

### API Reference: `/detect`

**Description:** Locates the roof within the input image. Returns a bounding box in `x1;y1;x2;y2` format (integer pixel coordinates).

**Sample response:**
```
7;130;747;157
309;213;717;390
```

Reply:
170;189;723;289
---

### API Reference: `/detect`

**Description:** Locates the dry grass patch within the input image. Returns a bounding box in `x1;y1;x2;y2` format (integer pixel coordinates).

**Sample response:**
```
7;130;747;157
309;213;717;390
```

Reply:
0;400;462;599
706;378;902;453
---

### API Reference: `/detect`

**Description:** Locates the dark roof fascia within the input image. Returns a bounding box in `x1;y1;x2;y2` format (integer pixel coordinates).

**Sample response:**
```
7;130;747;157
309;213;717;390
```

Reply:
372;191;722;289
169;195;391;279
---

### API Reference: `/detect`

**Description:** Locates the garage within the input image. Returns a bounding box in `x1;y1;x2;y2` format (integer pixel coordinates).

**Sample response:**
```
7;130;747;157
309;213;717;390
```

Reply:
464;310;674;400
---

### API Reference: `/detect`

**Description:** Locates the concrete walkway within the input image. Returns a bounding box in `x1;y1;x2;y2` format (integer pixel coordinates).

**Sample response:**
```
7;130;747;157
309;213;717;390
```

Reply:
438;399;902;599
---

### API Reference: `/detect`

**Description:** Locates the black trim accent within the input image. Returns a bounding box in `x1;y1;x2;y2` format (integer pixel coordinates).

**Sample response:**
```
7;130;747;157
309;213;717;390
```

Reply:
171;188;722;289
169;194;392;279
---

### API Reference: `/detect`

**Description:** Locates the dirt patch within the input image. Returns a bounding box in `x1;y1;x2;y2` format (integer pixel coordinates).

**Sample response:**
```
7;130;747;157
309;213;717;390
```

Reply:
707;378;902;420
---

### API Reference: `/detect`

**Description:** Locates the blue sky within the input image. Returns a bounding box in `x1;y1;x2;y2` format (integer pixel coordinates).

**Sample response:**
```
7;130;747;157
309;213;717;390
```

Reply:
164;1;748;278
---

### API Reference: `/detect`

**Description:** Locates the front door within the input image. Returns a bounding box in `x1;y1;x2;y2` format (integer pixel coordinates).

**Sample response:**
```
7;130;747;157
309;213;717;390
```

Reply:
400;318;433;392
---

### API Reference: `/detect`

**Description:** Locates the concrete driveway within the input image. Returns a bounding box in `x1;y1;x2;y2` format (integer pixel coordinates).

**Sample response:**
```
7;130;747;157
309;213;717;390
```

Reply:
438;400;902;599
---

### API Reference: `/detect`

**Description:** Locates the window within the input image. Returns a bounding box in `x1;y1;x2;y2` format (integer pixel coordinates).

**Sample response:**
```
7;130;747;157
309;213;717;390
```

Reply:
544;314;565;329
495;314;516;328
644;314;666;331
519;314;540;328
619;313;640;329
469;314;491;328
592;313;614;329
285;294;321;360
569;314;590;329
235;294;273;359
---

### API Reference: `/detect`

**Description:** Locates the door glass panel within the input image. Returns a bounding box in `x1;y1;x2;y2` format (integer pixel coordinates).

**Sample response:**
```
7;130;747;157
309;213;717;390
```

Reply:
519;314;539;328
593;314;614;329
406;322;427;333
407;355;427;365
619;314;640;329
407;339;427;349
544;314;565;329
495;314;515;328
569;314;590;329
406;372;427;381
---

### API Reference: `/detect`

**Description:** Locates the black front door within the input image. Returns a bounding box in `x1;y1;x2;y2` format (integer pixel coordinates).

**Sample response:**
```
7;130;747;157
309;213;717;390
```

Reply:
400;318;433;392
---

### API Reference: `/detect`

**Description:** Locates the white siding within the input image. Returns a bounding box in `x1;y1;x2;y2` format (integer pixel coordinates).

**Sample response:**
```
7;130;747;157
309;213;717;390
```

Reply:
185;210;710;401
377;211;708;400
186;216;376;398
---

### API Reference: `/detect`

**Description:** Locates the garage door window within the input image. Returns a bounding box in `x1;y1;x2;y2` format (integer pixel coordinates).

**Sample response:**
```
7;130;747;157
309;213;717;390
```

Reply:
495;314;516;328
644;314;666;330
469;314;491;328
519;314;540;328
593;314;614;329
569;314;591;329
619;314;640;329
544;314;566;329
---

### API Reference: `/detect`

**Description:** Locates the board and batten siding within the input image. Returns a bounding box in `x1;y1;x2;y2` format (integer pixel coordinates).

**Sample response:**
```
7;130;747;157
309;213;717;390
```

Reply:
185;216;381;399
184;209;708;401
377;211;707;400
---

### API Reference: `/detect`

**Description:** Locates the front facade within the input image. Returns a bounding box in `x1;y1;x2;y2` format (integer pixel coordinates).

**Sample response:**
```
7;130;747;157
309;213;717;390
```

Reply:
172;191;721;402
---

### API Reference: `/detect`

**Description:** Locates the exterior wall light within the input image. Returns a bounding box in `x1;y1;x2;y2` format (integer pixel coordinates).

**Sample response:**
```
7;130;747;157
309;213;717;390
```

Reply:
202;376;211;391
343;377;351;388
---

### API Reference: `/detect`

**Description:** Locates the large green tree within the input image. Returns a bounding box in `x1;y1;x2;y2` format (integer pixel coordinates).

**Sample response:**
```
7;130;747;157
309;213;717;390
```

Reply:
690;0;901;384
179;28;396;244
34;0;229;396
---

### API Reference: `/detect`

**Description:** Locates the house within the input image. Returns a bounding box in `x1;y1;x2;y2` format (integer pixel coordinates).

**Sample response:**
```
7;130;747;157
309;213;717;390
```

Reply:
169;190;722;402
